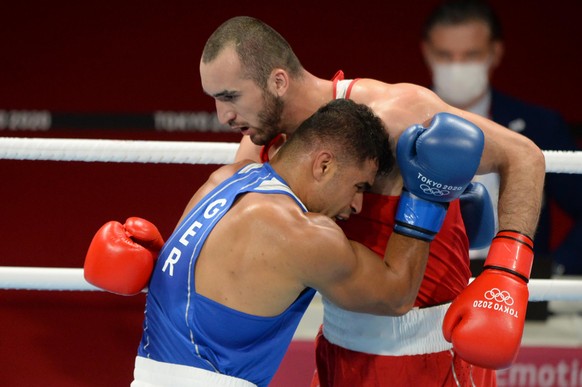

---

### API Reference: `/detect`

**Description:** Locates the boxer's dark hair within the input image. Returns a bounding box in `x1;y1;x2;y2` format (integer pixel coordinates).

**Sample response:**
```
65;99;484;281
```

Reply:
278;99;394;176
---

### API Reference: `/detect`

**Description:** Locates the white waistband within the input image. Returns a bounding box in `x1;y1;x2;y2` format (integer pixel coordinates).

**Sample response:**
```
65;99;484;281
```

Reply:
322;299;452;356
131;356;257;387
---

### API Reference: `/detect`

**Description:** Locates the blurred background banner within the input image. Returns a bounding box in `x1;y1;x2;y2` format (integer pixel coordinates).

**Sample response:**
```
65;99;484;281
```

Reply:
1;1;580;125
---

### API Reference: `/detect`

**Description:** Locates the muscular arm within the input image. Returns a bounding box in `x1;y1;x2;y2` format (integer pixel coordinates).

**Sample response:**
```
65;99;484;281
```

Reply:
453;109;545;236
351;79;545;238
195;194;427;317
296;214;430;316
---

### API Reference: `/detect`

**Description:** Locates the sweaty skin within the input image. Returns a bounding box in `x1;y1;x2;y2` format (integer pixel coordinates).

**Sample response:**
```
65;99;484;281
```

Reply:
175;157;431;317
200;46;544;237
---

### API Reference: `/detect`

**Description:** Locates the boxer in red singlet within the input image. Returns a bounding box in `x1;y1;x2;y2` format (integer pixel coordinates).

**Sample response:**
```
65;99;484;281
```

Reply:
262;72;495;386
200;16;545;386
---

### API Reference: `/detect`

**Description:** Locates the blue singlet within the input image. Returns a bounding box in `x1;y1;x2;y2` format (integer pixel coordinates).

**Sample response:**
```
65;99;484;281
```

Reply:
137;162;316;386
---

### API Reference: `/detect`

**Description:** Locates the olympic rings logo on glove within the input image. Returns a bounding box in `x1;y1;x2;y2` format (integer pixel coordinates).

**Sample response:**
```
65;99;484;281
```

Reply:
420;184;450;197
484;288;514;306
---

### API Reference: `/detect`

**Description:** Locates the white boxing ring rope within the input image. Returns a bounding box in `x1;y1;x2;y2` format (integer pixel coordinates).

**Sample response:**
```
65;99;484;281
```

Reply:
1;137;582;301
0;266;580;302
0;137;239;165
0;136;580;173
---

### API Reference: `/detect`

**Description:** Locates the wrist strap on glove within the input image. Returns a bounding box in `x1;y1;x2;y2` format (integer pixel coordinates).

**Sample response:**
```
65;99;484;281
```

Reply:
483;230;534;283
393;190;448;242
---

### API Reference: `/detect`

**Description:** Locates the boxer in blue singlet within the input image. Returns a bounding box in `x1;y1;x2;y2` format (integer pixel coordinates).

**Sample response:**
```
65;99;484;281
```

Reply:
137;162;315;386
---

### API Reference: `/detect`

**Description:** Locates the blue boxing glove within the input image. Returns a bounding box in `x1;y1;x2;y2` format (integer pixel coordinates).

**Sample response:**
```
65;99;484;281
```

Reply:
394;112;484;241
460;182;496;249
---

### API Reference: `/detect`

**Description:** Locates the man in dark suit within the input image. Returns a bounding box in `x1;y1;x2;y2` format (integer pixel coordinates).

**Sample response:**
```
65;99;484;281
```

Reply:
421;0;582;281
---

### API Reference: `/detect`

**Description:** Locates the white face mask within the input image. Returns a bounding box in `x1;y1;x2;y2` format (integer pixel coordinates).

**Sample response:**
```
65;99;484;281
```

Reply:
431;61;490;107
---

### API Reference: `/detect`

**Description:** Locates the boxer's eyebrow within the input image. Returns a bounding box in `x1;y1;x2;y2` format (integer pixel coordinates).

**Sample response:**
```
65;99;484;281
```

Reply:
208;90;238;101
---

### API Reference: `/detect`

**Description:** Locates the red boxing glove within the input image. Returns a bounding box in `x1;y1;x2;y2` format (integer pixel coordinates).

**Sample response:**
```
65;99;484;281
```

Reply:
442;230;533;369
84;217;164;296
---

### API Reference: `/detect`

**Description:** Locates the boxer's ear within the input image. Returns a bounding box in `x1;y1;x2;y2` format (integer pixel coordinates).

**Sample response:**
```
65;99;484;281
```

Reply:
269;69;289;97
312;150;334;182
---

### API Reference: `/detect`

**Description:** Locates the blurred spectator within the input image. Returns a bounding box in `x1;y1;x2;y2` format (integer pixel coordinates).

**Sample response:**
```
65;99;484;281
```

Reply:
421;0;582;277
